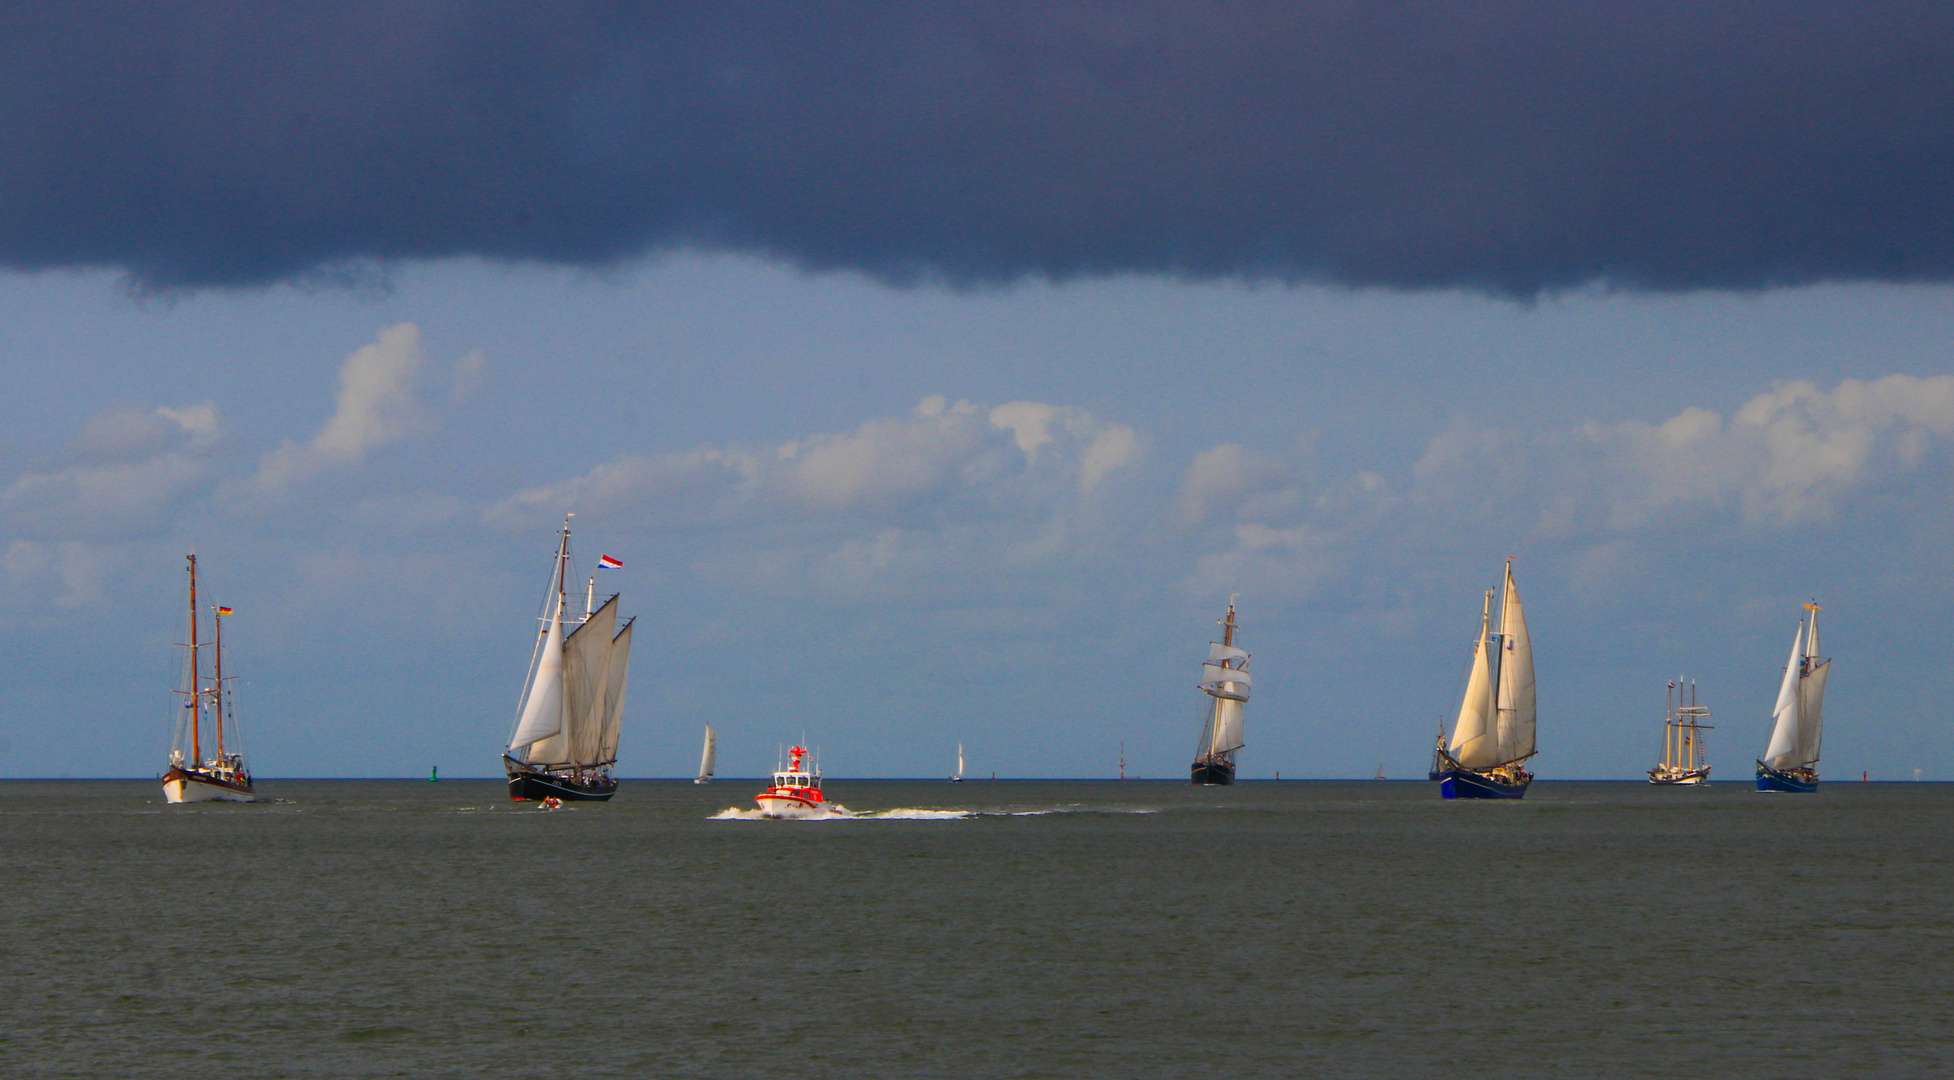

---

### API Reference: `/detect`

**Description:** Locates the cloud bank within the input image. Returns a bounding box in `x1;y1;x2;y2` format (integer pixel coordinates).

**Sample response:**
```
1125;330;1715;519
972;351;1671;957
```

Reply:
4;3;1954;294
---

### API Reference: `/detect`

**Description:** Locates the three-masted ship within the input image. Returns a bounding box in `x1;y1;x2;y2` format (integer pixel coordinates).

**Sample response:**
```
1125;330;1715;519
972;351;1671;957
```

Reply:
503;518;634;801
1649;679;1713;785
1191;600;1251;785
1436;560;1536;799
1757;602;1830;793
162;555;256;803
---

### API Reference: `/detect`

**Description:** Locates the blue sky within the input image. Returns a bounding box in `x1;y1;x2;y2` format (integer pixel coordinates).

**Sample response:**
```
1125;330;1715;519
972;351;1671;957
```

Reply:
4;4;1953;778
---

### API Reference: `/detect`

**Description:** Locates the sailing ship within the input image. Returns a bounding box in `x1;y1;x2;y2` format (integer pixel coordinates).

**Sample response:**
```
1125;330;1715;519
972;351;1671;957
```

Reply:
1435;560;1536;799
162;555;257;804
950;742;964;782
1374;762;1387;781
755;744;827;818
1649;679;1713;785
503;517;634;802
694;723;716;784
1757;603;1830;793
1190;600;1251;785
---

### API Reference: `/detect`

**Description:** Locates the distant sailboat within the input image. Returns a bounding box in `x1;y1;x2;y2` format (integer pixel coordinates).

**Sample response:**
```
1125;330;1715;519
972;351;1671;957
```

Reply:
1436;560;1536;799
1191;600;1250;785
504;517;634;802
950;742;964;782
1649;679;1713;785
162;555;256;804
1374;762;1386;781
695;724;716;784
1757;603;1830;793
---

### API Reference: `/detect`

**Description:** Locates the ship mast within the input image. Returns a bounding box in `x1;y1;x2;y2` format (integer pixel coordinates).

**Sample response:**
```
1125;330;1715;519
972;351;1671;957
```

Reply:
212;603;226;761
187;554;202;766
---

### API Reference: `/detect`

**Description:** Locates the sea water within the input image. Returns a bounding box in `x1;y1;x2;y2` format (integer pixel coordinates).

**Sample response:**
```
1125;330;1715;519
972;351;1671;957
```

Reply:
2;779;1949;1077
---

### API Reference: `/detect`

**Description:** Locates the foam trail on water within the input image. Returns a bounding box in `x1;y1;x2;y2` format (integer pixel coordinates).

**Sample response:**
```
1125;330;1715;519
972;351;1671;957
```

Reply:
710;803;969;821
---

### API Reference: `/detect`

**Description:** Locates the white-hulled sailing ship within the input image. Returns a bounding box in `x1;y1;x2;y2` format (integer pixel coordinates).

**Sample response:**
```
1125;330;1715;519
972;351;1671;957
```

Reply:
1757;602;1830;793
162;555;256;803
503;518;634;802
950;742;964;782
1436;560;1536;799
1191;600;1251;785
1649;679;1713;785
695;723;716;784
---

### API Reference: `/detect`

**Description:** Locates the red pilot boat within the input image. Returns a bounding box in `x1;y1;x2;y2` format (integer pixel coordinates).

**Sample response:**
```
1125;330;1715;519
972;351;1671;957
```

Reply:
755;745;826;818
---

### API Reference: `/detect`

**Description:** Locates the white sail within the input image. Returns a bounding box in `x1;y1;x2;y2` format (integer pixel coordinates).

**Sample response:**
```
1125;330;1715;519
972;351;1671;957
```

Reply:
955;742;964;780
1494;562;1536;763
509;604;567;755
1796;658;1829;766
1210;696;1246;754
560;595;617;766
1207;642;1250;664
1449;593;1501;769
1762;620;1805;770
697;723;716;781
598;618;632;763
1200;663;1252;695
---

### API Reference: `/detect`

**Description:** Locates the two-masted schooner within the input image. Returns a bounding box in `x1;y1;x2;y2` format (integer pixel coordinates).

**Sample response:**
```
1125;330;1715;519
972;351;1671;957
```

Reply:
1649;679;1713;785
695;724;716;784
1757;602;1830;793
1435;560;1536;799
162;555;256;803
503;518;634;801
1191;600;1251;785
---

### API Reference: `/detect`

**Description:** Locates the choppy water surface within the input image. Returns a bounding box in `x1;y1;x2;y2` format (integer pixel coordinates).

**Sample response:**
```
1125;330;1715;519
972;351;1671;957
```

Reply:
2;779;1949;1078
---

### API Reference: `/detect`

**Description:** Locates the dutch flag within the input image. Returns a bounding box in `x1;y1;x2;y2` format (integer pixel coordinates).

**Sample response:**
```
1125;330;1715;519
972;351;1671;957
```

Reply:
597;555;623;569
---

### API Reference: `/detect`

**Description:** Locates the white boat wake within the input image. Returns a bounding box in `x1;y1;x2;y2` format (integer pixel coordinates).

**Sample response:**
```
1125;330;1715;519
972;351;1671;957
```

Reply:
709;804;1159;821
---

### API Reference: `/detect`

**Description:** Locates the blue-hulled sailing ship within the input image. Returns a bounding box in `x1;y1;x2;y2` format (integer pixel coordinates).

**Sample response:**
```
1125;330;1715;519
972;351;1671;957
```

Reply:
1756;603;1829;793
1435;560;1536;799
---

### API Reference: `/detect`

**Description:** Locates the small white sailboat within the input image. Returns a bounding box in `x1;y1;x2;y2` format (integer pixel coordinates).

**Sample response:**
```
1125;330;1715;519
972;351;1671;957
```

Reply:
695;724;716;784
1435;559;1536;799
950;742;964;782
162;554;256;804
1757;602;1830;792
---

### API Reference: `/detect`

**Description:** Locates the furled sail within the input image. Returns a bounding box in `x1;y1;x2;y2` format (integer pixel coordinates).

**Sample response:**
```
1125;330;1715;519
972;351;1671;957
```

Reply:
1449;592;1501;769
1762;621;1805;770
509;604;567;755
697;723;716;782
598;617;633;764
1494;562;1536;763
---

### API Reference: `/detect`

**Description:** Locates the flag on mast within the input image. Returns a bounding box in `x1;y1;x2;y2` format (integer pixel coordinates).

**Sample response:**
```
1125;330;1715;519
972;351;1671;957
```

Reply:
597;555;623;569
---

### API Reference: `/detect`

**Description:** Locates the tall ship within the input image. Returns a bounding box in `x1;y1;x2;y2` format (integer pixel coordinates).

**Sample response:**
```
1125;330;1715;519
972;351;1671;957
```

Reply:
503;517;634;802
162;555;256;803
1649;679;1713;785
695;723;716;784
1435;560;1536;799
1757;603;1830;793
1190;600;1251;785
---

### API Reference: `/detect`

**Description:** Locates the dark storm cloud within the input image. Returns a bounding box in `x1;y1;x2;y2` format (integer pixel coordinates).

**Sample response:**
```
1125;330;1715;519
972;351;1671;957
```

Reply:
4;1;1953;294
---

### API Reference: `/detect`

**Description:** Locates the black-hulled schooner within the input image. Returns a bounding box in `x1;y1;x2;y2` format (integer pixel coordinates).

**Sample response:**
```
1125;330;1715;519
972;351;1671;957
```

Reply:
1435;560;1536;799
1191;601;1251;785
504;518;634;801
162;555;256;803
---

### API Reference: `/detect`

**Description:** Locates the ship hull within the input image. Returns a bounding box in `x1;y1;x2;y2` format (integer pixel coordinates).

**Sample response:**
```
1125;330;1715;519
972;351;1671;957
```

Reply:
1755;764;1818;793
1438;768;1530;800
1649;767;1712;786
507;771;617;802
161;767;255;804
1190;759;1236;786
755;793;824;818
